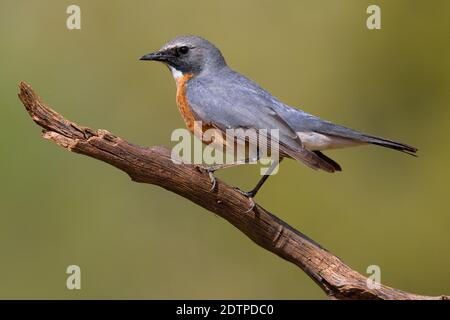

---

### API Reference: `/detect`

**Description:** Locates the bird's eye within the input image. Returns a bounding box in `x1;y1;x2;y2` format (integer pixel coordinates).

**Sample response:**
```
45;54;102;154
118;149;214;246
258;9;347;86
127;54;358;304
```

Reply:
177;46;190;55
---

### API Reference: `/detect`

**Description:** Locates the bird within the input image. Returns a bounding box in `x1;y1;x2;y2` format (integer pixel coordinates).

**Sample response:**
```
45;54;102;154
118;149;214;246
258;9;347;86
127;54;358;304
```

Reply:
140;35;417;210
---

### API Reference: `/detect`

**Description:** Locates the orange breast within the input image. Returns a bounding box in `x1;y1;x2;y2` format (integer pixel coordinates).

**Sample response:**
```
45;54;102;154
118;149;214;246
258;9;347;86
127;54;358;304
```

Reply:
176;74;237;155
176;74;196;132
176;74;217;140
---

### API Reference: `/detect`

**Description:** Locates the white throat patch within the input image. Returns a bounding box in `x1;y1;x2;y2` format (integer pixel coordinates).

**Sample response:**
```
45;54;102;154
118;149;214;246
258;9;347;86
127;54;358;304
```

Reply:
168;66;183;80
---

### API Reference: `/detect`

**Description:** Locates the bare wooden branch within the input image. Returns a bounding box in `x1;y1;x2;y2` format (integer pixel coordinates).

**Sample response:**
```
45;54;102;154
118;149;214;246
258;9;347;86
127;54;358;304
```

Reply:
18;81;448;300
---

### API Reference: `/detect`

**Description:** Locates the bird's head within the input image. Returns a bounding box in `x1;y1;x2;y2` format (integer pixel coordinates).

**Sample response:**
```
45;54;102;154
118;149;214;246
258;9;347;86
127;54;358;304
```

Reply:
140;35;226;79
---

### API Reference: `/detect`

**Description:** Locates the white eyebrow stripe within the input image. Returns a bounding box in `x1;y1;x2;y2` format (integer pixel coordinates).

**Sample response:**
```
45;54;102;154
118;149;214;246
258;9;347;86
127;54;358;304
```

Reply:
162;45;183;51
161;44;195;51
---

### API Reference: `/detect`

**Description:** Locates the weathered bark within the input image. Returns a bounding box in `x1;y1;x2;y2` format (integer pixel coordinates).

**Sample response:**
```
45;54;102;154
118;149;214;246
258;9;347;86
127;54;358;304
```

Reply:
18;82;449;300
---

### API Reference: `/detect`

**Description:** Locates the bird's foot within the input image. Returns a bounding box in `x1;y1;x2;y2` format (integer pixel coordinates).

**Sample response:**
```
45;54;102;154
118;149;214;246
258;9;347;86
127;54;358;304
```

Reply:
195;165;218;192
233;187;256;213
206;167;217;192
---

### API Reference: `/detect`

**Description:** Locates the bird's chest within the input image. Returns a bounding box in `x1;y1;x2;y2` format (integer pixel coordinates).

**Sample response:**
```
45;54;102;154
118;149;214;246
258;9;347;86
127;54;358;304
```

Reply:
174;74;252;155
175;74;214;139
175;74;196;131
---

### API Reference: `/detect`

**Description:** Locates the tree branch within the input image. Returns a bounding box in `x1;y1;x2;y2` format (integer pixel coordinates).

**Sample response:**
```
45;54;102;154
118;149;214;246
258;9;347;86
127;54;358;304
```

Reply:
18;82;448;300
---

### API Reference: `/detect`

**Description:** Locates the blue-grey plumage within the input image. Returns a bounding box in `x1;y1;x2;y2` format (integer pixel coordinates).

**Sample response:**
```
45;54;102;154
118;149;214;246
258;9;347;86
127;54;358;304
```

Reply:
140;35;417;174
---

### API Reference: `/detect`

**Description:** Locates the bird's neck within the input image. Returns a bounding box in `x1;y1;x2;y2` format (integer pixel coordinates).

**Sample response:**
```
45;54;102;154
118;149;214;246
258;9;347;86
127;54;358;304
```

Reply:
168;64;226;82
171;68;195;90
168;66;185;81
168;66;200;83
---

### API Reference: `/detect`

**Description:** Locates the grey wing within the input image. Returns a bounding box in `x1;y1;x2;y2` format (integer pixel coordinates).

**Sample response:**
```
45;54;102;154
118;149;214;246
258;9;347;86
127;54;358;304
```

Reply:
185;71;337;172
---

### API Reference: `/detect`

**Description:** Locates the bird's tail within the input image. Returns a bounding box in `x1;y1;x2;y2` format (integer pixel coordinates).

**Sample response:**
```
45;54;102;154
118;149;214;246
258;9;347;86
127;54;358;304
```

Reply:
311;120;418;156
361;134;418;156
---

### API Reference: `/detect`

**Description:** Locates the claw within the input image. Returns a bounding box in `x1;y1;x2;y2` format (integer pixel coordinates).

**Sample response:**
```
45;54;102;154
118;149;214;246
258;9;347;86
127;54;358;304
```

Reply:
243;197;256;213
208;170;217;192
234;187;256;213
233;187;255;198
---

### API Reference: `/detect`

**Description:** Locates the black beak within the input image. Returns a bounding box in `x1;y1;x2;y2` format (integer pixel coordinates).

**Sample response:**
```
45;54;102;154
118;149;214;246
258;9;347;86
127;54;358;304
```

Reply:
139;51;169;62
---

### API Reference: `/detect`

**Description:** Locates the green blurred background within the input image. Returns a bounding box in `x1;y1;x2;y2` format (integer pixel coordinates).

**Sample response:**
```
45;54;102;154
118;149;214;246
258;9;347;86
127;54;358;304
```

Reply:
1;0;449;299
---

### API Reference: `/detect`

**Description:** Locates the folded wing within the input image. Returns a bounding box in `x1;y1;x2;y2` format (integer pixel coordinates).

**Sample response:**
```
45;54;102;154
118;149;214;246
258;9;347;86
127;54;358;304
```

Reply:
186;69;338;172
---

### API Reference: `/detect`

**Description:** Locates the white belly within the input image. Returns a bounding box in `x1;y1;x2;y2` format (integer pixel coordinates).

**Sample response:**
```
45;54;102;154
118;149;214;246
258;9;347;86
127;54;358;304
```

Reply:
297;132;362;151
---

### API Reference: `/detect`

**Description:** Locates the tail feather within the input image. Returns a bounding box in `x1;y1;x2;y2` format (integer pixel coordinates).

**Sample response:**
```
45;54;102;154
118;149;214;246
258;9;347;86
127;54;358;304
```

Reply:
313;151;342;171
362;134;418;156
279;143;338;173
308;119;418;156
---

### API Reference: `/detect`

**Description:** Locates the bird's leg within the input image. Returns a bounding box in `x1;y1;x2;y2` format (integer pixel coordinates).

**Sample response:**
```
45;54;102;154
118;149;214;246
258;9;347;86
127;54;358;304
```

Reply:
234;158;283;201
235;174;271;198
233;159;282;213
